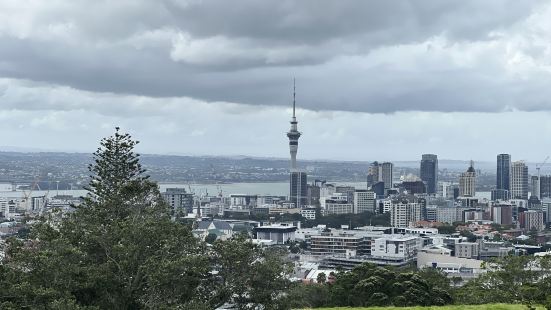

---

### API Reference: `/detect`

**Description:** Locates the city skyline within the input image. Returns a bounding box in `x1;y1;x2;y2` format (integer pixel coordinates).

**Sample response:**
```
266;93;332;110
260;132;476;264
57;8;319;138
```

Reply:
1;1;551;161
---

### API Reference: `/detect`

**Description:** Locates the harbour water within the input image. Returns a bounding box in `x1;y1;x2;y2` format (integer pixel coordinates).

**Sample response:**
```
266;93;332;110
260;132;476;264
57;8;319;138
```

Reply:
0;181;492;199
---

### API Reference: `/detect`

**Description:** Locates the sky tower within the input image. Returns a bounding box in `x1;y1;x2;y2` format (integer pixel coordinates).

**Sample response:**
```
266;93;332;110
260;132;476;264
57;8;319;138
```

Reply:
287;80;307;208
287;79;301;169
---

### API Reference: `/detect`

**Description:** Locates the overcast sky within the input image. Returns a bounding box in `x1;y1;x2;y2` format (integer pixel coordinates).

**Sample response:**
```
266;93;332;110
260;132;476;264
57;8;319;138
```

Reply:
1;0;551;162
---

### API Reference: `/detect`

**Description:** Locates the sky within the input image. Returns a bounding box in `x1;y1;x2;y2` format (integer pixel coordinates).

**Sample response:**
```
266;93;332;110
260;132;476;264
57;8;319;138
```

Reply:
1;0;551;162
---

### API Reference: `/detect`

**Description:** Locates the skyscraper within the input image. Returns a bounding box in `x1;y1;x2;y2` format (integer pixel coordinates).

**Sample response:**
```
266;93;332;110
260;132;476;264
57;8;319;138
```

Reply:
420;154;438;194
459;161;476;197
366;161;380;187
380;162;394;190
494;154;511;201
287;80;307;208
511;161;528;200
367;161;392;190
497;154;511;190
290;171;307;208
540;175;551;199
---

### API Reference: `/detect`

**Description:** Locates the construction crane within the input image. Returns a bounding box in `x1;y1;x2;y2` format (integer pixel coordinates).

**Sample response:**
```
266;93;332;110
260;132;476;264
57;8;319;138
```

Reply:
536;156;550;177
21;177;41;211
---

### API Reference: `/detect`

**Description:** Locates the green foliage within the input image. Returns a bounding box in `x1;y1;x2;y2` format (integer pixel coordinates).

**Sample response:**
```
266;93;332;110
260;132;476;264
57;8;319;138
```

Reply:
308;304;547;310
205;232;218;244
317;272;327;284
459;230;477;242
211;234;292;309
438;225;456;234
456;255;551;306
291;263;453;308
0;129;290;310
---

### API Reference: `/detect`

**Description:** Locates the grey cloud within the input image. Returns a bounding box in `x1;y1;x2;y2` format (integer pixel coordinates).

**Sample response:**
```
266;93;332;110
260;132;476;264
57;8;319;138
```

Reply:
0;0;549;114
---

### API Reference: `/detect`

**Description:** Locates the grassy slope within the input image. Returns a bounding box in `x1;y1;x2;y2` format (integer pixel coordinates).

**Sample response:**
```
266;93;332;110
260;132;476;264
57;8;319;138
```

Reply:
308;304;544;310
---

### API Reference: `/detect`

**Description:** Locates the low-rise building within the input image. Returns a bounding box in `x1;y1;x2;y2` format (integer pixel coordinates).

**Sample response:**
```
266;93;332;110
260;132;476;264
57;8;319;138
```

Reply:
455;242;480;259
254;224;297;244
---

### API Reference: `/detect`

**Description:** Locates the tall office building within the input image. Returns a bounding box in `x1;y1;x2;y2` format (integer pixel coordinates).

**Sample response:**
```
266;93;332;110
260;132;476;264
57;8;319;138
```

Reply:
540;175;551;199
494;154;511;200
420;154;438;194
511;161;529;200
380;162;394;190
287;81;307;208
459;161;476;197
367;161;380;187
497;154;511;190
290;171;308;208
367;161;393;190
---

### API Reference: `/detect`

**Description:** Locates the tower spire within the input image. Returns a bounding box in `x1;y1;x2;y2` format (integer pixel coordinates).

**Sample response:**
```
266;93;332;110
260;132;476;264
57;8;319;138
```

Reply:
287;78;301;170
293;78;296;118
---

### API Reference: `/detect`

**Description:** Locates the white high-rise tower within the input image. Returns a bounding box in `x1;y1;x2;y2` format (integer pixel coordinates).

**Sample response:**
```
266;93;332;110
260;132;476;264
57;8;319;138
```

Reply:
287;79;301;169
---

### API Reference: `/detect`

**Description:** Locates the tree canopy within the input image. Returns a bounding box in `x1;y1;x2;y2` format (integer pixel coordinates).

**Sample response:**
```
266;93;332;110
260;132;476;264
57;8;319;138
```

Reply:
0;129;290;310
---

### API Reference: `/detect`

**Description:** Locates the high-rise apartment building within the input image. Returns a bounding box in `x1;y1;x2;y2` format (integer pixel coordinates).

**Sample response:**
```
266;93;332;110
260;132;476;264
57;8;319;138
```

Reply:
459;161;476;197
519;210;545;231
389;199;422;227
162;188;194;214
511;161;528;200
420;154;438;194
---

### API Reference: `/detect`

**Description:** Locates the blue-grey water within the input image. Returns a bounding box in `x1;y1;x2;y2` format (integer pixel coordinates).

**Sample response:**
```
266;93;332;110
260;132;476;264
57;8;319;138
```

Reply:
0;181;367;198
0;181;493;199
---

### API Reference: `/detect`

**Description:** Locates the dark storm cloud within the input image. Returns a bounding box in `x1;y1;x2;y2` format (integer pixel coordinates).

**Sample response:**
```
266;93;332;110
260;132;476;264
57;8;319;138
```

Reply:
0;0;548;113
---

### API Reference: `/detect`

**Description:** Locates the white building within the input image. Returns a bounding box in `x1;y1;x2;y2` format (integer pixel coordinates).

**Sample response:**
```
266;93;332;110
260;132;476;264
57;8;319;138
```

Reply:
323;193;353;215
389;200;421;227
370;235;419;262
438;182;456;199
511;161;529;200
437;207;458;224
254;224;297;244
520;210;545;231
459;162;476;197
325;202;353;215
230;194;258;208
300;207;317;220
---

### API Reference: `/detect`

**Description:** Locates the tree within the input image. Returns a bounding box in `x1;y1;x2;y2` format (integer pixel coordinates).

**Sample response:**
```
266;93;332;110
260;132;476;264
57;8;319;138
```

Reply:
326;263;452;308
211;234;292;309
1;129;211;309
455;256;551;305
438;225;456;234
317;272;327;284
205;233;218;244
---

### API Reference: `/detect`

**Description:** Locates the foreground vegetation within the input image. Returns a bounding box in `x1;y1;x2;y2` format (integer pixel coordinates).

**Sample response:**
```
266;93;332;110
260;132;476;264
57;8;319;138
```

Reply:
0;129;290;309
308;304;547;310
2;129;551;309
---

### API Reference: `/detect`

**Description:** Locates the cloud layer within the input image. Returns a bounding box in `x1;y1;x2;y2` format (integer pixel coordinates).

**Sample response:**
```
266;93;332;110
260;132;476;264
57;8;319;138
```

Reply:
1;1;551;160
